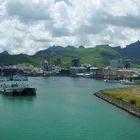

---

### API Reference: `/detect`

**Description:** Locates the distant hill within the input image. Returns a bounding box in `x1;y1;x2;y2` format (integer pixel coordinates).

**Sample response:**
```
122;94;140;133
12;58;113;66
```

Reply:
113;40;140;64
34;45;120;67
0;52;41;66
35;45;64;57
1;41;140;67
0;51;9;55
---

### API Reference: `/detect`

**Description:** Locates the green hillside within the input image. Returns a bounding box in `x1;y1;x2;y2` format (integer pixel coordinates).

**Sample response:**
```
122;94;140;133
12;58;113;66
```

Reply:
35;45;120;67
0;53;41;67
2;43;139;67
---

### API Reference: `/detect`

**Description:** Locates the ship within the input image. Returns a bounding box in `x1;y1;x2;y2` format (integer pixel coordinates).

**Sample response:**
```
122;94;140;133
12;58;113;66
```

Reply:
0;82;36;96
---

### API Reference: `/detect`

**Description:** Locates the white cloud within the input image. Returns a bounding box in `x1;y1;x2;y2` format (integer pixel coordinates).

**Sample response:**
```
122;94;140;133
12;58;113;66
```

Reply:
0;0;140;54
104;0;139;16
6;0;54;21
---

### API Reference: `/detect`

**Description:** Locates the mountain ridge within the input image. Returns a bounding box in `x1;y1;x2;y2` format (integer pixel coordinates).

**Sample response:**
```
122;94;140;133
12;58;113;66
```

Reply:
0;40;140;67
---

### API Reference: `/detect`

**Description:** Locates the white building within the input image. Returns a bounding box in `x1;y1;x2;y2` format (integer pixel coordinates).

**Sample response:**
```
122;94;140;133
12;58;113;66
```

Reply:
69;67;85;75
41;59;49;72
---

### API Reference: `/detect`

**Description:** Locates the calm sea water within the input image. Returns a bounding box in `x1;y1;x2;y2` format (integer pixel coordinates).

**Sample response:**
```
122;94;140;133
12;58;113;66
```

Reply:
0;77;140;140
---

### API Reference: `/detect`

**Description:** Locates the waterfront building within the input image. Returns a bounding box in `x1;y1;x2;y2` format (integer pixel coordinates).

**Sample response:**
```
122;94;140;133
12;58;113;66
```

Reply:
60;68;70;75
116;69;133;78
0;67;23;76
132;68;140;77
41;59;49;72
90;66;133;79
103;67;117;79
69;67;85;76
71;58;81;67
90;67;105;79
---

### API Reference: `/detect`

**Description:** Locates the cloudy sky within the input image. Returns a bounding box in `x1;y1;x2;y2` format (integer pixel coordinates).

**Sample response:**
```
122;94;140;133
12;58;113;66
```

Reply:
0;0;140;54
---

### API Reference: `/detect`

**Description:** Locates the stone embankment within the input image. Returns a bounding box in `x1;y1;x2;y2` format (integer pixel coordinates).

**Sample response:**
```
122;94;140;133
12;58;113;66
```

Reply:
94;91;140;118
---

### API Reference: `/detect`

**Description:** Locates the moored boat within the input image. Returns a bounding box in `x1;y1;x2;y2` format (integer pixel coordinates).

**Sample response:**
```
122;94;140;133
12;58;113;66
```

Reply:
104;79;120;83
11;74;28;81
0;82;36;96
120;79;137;85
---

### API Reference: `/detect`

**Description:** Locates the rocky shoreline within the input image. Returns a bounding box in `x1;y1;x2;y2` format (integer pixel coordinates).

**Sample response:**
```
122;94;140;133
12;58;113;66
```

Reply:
94;91;140;118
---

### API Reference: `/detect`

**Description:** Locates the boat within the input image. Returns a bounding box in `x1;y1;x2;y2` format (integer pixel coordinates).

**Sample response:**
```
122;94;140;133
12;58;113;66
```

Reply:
104;79;120;83
12;74;28;81
76;73;91;78
120;79;137;85
0;82;36;96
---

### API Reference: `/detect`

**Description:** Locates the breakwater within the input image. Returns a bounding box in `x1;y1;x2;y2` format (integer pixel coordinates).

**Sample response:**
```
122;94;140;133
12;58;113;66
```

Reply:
94;91;140;118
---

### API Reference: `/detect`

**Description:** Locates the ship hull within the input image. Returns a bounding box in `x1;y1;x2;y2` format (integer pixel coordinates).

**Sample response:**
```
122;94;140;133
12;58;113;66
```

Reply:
1;88;36;96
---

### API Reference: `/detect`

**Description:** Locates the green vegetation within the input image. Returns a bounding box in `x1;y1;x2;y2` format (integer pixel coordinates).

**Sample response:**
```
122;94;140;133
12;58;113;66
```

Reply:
40;45;120;67
1;41;140;67
129;99;136;105
102;86;140;107
132;63;140;68
0;45;120;67
0;54;41;67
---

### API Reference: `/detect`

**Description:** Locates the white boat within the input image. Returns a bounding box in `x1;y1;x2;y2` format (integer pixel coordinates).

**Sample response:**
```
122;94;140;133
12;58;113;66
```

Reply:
104;79;120;83
12;74;28;81
76;73;91;78
120;79;137;85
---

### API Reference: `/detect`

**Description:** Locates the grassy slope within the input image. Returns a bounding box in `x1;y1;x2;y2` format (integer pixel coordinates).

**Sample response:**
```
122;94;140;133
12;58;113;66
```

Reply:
0;54;41;67
48;45;120;67
0;45;120;67
102;86;140;107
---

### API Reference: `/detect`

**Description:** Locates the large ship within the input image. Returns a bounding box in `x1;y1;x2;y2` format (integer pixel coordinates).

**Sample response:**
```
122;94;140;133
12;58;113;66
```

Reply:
0;82;36;96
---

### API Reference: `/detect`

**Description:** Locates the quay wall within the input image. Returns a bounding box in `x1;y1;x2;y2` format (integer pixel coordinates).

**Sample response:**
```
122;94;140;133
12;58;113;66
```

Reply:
94;91;140;118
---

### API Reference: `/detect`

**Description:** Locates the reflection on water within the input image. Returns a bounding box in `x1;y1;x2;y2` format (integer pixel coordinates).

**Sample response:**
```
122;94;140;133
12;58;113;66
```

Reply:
1;94;37;103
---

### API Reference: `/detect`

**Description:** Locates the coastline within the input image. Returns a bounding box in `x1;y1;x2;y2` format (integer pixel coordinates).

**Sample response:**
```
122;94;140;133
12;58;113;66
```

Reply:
94;91;140;118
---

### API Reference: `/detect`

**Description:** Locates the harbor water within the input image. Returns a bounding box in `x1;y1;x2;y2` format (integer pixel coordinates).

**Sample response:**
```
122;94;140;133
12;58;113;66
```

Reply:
0;77;140;140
